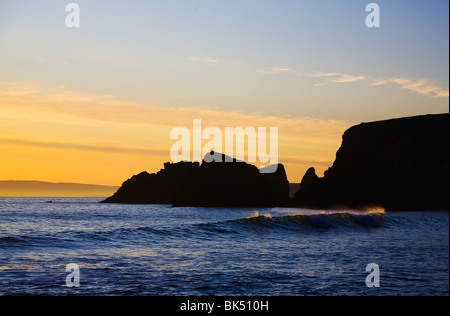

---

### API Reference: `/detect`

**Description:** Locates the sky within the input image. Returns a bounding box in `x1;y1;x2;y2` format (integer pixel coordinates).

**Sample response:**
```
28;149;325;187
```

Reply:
0;0;448;186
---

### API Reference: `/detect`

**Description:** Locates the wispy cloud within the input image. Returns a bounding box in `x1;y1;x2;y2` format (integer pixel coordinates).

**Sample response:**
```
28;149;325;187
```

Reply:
0;81;350;139
257;66;292;75
310;72;366;83
0;137;168;156
372;78;449;98
186;58;448;99
308;71;448;98
189;57;219;65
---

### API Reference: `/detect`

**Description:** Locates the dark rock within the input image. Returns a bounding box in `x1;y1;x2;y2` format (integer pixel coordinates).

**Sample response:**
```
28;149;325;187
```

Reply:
101;151;290;207
300;167;320;190
101;161;200;204
293;113;449;211
289;183;300;198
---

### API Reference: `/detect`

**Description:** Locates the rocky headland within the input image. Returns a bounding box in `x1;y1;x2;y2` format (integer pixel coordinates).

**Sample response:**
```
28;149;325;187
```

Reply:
102;114;449;211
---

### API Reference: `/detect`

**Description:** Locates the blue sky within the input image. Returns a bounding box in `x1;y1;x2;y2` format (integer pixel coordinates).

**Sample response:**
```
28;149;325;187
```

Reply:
1;0;448;121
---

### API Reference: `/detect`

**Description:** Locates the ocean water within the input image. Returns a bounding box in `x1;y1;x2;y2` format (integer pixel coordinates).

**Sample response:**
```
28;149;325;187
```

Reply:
0;198;448;296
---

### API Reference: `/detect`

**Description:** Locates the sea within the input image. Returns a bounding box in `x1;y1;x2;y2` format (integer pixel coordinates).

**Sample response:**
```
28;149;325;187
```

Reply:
0;198;448;296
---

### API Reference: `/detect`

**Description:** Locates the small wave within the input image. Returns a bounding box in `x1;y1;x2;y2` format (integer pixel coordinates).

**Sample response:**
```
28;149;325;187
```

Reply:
0;235;67;248
247;211;272;219
0;236;27;245
169;211;387;237
59;226;174;243
135;226;173;236
194;223;239;235
0;210;387;250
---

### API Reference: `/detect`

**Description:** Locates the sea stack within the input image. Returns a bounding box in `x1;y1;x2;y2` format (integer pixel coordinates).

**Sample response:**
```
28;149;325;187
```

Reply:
101;151;291;207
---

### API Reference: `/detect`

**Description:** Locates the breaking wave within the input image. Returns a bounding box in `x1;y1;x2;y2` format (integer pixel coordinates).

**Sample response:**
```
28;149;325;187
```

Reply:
224;210;386;230
0;209;388;250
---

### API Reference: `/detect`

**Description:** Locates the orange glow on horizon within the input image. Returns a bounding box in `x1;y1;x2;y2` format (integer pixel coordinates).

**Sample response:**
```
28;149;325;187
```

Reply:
0;81;350;186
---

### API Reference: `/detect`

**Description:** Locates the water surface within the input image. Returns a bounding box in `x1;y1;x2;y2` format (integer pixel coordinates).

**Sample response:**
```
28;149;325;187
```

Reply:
0;198;448;296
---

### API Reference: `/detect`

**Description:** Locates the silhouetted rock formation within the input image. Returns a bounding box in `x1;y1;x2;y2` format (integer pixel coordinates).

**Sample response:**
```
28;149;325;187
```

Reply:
101;151;290;207
101;161;200;204
293;114;449;211
300;167;320;190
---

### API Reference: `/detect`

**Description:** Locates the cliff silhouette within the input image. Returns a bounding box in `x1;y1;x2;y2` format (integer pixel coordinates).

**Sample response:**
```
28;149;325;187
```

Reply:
101;151;291;207
102;114;449;211
293;113;449;211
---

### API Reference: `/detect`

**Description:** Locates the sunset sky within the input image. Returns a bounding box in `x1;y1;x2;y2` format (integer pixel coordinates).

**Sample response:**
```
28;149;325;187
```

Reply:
0;0;448;186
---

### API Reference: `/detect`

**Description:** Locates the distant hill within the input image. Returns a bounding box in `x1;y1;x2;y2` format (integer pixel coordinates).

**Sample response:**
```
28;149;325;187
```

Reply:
0;180;118;197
